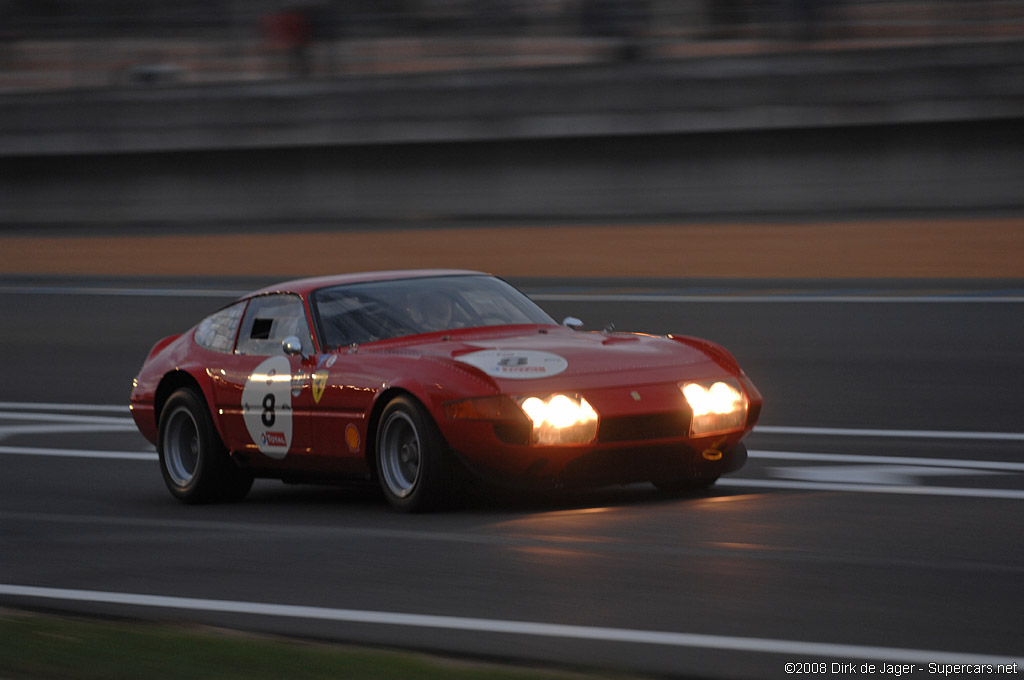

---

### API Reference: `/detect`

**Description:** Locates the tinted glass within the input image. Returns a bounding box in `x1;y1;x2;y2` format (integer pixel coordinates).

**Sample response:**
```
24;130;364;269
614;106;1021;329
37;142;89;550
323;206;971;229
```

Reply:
312;275;555;348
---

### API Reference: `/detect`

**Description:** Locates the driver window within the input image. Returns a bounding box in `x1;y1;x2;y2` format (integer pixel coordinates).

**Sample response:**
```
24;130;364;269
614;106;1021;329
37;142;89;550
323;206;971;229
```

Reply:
236;294;313;356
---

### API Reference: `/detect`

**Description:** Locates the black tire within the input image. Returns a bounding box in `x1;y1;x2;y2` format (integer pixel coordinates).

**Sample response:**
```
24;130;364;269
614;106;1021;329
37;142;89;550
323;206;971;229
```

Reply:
652;476;719;494
374;395;453;512
158;388;253;504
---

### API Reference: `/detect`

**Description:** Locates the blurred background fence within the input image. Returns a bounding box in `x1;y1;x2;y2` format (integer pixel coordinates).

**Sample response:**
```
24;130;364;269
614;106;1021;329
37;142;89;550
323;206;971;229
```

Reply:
2;1;1024;90
1;1;1022;229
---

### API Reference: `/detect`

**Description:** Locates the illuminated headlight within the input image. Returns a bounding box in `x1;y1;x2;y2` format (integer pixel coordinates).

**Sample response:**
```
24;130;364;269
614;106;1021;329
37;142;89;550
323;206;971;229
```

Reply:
681;379;748;436
517;394;598;445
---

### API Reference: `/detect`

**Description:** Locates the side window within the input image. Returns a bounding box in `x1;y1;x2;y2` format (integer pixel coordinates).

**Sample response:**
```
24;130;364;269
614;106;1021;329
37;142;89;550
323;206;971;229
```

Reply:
236;293;313;356
194;301;246;353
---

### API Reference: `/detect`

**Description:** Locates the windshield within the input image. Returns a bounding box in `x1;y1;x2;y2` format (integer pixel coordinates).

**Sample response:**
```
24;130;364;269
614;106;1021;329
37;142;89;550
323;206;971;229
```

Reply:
311;275;556;348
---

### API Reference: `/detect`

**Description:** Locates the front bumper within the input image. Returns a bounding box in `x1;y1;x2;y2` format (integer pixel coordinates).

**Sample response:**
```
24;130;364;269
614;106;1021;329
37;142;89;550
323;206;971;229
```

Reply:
440;373;760;490
446;418;749;490
556;441;747;489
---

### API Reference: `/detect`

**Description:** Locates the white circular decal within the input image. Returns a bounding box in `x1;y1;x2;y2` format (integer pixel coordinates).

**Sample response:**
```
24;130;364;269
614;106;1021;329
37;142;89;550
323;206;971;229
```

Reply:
456;349;568;379
241;356;293;459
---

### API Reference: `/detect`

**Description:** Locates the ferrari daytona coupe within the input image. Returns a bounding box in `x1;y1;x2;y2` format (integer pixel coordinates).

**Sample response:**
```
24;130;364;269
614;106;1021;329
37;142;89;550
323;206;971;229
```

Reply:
129;270;762;511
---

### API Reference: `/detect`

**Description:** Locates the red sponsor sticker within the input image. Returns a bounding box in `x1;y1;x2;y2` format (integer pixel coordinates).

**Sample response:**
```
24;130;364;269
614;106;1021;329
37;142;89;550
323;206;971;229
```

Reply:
263;431;287;447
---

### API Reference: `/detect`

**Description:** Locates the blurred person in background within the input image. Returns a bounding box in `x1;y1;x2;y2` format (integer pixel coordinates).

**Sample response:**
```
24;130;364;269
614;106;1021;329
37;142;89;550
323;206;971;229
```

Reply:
261;6;312;77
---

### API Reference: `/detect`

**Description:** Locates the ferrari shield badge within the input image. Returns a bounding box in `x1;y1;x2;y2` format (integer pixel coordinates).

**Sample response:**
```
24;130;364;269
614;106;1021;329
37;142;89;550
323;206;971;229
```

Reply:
312;369;329;404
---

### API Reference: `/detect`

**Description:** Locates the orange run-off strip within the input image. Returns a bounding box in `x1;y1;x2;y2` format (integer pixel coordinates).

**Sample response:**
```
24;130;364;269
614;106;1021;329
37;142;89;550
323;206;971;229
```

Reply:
1;219;1022;279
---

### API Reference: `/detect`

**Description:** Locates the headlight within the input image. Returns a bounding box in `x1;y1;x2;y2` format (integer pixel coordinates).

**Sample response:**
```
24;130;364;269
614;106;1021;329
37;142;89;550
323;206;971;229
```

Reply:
681;379;748;436
517;394;598;445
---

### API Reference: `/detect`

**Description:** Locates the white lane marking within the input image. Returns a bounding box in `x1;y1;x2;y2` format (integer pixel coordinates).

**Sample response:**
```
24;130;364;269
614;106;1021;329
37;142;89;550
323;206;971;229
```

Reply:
0;424;141;438
768;464;1001;485
756;425;1024;442
0;411;134;425
1;584;1021;667
0;446;154;461
746;450;1024;498
530;293;1024;304
749;450;1024;473
720;478;1024;500
0;408;138;441
0;402;128;413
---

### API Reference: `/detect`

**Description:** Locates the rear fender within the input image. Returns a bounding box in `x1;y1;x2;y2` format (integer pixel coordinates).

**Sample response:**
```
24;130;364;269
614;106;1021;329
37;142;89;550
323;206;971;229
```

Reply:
146;334;181;363
154;369;225;446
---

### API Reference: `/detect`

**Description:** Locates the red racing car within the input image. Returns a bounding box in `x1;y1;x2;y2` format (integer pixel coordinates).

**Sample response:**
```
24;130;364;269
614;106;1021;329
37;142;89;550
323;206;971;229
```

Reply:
130;270;762;511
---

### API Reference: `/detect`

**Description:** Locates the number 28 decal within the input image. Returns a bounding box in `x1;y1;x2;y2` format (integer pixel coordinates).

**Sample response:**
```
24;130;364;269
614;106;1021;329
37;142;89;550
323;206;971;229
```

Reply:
242;356;292;459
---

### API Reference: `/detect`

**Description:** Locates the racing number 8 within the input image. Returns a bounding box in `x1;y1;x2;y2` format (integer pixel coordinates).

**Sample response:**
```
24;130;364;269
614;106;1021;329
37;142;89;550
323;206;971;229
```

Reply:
262;394;276;427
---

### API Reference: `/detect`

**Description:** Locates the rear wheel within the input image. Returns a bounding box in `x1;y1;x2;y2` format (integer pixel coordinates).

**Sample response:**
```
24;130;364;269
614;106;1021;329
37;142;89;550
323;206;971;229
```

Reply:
375;396;453;512
158;388;253;503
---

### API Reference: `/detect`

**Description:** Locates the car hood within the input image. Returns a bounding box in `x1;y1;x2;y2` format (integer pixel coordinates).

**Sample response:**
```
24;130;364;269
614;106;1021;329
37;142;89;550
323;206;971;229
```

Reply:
372;326;731;390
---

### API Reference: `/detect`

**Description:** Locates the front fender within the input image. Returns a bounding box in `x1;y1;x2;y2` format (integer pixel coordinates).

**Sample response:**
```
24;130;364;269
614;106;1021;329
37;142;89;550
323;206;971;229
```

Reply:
667;334;742;375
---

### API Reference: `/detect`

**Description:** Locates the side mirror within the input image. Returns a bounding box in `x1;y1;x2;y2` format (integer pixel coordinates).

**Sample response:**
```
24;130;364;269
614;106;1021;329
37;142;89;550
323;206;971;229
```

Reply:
562;316;584;331
282;335;308;360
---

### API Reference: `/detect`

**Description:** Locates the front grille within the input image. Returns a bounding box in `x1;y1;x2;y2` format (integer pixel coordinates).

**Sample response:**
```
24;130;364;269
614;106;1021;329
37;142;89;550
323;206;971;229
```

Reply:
494;421;531;445
598;412;689;443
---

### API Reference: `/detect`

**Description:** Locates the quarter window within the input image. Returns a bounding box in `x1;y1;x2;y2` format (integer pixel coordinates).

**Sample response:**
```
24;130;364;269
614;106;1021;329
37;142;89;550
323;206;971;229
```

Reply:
236;294;313;356
193;301;245;353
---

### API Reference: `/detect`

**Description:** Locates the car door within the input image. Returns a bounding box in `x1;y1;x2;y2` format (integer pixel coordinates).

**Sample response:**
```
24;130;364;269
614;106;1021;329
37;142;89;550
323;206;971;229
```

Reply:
211;293;315;463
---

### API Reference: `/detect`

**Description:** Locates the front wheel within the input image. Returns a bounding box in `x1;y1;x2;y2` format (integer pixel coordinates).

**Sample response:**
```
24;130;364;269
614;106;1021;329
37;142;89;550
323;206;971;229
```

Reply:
158;388;253;504
375;396;453;512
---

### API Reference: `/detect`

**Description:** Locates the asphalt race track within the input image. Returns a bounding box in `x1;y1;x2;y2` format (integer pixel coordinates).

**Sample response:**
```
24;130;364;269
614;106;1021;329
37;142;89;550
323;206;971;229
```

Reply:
2;278;1023;679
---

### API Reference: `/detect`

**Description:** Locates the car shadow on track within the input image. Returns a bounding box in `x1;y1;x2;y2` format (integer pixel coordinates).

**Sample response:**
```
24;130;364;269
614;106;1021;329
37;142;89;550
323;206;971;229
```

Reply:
238;479;742;515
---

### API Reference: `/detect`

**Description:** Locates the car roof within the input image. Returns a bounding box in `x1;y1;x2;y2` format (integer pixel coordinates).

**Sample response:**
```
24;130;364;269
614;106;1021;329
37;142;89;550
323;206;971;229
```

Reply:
244;269;488;299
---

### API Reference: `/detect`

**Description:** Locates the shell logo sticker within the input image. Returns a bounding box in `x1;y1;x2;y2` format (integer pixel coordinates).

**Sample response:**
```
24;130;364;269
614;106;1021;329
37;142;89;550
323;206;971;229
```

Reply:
345;423;361;452
242;356;292;459
456;349;568;379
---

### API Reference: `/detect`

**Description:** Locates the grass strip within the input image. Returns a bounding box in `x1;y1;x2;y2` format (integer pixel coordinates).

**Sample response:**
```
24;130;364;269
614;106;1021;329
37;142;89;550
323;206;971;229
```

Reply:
0;609;629;680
